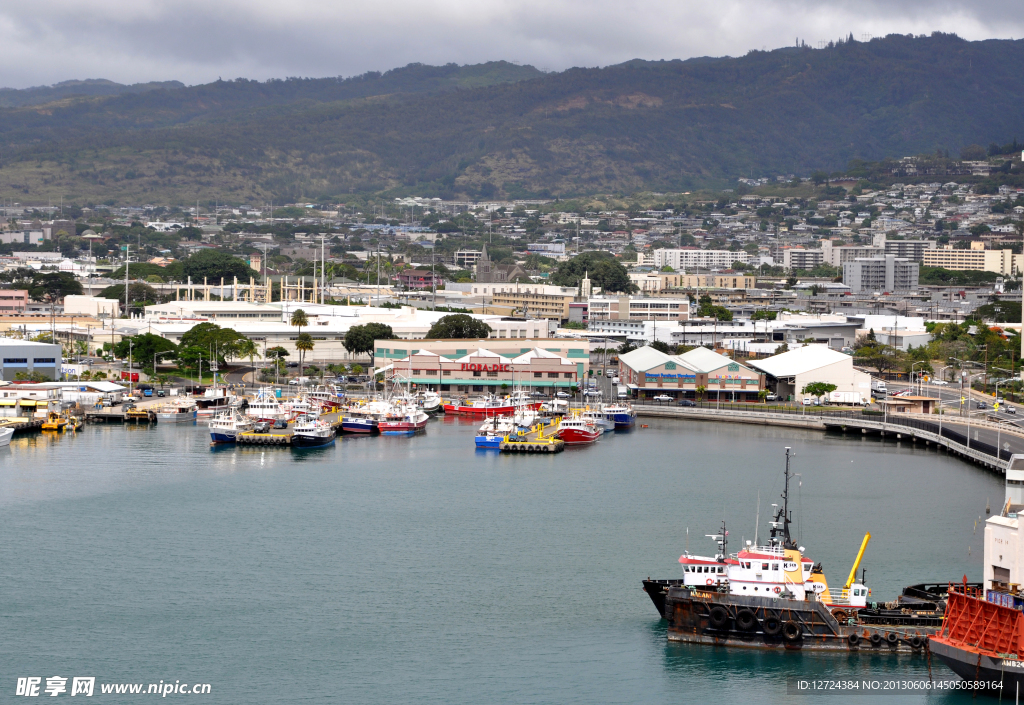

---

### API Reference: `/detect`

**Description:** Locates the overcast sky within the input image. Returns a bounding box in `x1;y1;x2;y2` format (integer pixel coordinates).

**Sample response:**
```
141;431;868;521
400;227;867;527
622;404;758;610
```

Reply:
1;0;1020;89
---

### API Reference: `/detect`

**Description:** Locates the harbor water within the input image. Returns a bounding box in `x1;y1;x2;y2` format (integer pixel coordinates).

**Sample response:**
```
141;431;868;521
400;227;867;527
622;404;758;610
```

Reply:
0;417;1003;703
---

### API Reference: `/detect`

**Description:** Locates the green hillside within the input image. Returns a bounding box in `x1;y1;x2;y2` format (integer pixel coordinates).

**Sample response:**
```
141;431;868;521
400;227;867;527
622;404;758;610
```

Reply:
2;34;1024;203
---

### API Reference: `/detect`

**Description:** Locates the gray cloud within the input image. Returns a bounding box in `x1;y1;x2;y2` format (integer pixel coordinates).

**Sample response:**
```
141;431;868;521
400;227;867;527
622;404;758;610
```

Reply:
0;0;1021;88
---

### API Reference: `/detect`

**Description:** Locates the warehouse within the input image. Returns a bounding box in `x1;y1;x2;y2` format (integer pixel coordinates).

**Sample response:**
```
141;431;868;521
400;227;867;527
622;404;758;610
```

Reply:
748;345;871;402
0;338;62;381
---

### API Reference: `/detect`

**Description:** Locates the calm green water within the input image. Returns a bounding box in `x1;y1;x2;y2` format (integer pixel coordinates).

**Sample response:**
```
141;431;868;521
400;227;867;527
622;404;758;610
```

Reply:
0;417;1003;703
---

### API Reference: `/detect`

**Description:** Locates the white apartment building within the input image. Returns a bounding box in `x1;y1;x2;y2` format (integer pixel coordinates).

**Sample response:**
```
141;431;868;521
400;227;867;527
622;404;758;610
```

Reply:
653;249;749;270
782;248;824;270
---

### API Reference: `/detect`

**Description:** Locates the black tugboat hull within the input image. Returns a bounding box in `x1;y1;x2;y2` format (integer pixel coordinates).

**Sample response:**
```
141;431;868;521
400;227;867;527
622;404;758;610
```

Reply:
660;585;940;653
643;579;683;618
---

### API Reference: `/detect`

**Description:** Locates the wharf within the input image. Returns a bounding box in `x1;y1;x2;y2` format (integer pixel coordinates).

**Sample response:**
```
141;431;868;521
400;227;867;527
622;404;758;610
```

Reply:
234;412;345;446
85;408;158;423
0;417;44;433
498;419;565;453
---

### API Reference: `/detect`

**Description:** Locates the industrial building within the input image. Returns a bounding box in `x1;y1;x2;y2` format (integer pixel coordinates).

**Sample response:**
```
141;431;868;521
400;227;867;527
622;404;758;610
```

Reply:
748;345;872;402
0;338;62;381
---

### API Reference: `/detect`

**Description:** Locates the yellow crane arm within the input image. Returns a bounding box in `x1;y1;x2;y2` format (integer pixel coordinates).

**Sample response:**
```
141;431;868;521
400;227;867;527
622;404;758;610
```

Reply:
844;532;871;589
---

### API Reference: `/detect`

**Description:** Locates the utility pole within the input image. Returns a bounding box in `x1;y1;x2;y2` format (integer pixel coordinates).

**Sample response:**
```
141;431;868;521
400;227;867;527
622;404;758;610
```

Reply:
124;244;131;319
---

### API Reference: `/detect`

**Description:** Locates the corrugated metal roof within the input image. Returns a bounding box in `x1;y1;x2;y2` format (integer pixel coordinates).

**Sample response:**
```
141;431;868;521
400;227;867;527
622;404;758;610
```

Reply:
748;345;850;378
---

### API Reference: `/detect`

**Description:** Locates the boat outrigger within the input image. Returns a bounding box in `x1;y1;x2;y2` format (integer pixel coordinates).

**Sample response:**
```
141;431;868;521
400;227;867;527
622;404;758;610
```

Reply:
643;447;950;652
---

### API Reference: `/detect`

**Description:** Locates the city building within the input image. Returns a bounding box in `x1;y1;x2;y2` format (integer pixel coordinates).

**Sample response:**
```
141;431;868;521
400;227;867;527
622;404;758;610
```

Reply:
748;345;872;402
821;240;884;267
783;248;824;270
676;274;757;289
617;345;764;401
376;346;582;394
454;250;483;268
526;242;566;256
629;272;682;292
475;245;528;283
489;286;579;321
0;290;28;314
883;239;936;262
587;296;689;322
653;249;749;270
373;337;589;378
63;295;120;318
843;255;919;293
394;269;440;290
0;338;62;381
922;243;1020;275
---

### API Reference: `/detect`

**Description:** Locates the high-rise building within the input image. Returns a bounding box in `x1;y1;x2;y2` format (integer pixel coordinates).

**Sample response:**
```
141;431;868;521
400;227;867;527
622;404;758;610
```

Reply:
843;255;919;293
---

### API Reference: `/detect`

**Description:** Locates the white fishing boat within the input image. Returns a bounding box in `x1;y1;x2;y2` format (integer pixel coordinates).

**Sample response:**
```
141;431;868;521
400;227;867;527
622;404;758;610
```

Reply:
155;399;198;422
0;425;14;447
248;387;290;421
291;414;335;447
209;409;255;443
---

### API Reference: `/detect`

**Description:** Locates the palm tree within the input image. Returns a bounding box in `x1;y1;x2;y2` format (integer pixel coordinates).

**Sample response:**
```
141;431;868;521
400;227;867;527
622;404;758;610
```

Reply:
290;308;308;334
235;338;258;389
295;333;314;380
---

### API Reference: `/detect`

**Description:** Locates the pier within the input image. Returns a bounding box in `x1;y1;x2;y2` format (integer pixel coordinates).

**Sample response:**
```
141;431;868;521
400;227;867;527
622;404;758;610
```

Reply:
498;419;565;453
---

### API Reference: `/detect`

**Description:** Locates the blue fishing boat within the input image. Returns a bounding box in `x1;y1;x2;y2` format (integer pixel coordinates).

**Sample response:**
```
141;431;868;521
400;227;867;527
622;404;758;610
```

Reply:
602;402;636;429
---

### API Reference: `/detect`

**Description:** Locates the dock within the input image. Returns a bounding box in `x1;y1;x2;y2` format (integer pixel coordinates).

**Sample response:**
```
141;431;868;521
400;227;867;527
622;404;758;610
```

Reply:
498;419;565;453
85;408;158;423
233;411;346;446
0;417;44;433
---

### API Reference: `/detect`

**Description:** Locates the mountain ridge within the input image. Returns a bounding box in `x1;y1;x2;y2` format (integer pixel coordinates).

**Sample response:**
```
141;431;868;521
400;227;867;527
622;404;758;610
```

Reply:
1;34;1022;203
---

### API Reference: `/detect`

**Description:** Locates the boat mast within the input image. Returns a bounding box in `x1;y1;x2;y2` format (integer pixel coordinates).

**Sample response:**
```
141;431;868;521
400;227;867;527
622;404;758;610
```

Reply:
770;447;797;550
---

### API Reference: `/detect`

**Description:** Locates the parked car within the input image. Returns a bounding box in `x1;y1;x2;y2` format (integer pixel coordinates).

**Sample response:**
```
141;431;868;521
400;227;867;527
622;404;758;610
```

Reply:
253;421;271;434
583;390;602;398
617;391;628;399
932;380;949;386
286;362;299;368
143;389;153;397
802;397;813;406
653;394;673;402
156;390;166;397
678;399;696;407
765;393;778;401
554;391;570;399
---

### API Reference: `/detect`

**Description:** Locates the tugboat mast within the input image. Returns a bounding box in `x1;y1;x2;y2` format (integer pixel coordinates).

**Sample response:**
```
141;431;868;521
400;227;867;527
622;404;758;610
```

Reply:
770;447;797;550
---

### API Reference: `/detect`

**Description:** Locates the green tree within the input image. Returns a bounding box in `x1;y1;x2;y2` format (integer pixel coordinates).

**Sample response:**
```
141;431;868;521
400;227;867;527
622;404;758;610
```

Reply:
802;382;838;398
113;333;177;372
295;333;314;378
178;322;245;364
290;308;309;334
425;314;492;339
234;338;258;385
549;251;636;293
176;345;207;375
166;249;260;283
343;323;395;359
30;272;83;301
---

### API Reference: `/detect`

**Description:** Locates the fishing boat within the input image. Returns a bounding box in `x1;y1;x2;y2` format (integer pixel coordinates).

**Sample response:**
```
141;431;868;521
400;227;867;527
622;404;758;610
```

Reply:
379;404;429;434
291;414;335;447
580;408;614;433
0;425;13;446
443;394;517;417
538;399;569;417
195;387;235;419
41;411;68;432
643;448;948;652
209;409;255;443
155;399;198;422
602;401;636;429
341;415;380;434
306;385;344;411
555;414;601;445
248;388;290;422
418;391;442;415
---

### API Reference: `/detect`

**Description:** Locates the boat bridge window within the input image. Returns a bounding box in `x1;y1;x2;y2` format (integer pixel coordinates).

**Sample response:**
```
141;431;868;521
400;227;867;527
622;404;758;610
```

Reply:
761;563;769;570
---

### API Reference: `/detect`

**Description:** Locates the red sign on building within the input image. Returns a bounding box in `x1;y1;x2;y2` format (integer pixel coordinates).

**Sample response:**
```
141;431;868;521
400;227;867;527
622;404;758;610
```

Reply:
460;363;512;372
120;371;139;382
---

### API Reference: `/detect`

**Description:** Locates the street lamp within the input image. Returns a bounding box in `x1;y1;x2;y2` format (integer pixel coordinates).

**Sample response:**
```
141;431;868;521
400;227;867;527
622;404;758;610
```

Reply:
911;361;927;395
154;351;175;389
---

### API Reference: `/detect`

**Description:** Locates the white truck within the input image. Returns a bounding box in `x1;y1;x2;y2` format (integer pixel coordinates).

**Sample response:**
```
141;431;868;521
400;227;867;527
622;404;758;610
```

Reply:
617;385;629;399
828;391;867;406
871;380;887;395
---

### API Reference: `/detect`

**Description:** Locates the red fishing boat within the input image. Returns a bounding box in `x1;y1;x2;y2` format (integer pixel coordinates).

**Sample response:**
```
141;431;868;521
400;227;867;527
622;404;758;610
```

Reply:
555;414;600;445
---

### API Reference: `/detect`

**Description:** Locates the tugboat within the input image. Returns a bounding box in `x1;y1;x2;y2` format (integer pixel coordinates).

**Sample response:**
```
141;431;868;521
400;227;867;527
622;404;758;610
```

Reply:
291;414;335;447
41;411;68;432
643;448;949;652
